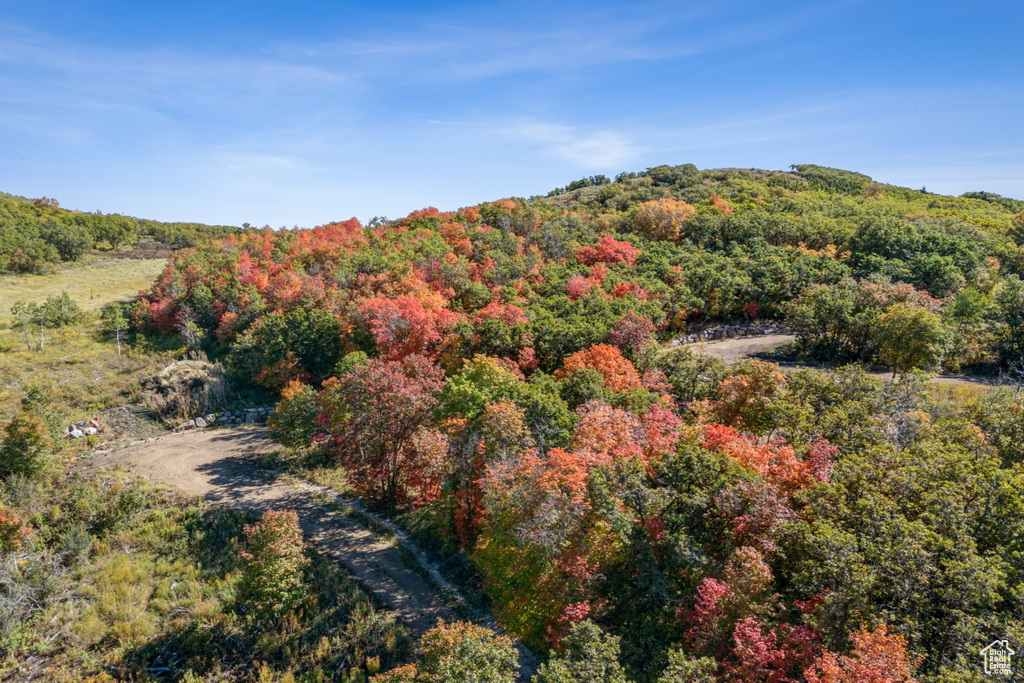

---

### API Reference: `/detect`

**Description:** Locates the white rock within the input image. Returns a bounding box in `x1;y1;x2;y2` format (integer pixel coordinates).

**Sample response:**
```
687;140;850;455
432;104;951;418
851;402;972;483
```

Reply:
195;417;207;428
69;429;84;439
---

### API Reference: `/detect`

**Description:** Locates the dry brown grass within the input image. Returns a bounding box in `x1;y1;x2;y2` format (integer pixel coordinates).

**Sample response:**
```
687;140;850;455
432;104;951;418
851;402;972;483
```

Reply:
141;355;229;421
0;254;166;323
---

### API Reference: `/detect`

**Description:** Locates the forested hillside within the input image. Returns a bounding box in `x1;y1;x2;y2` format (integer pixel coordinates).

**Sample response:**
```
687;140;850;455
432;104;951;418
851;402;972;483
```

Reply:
0;191;239;274
2;165;1023;682
118;164;1024;681
139;164;1024;380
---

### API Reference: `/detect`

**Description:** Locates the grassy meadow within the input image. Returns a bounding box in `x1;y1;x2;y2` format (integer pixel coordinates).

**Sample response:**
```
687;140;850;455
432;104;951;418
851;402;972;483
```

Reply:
0;255;167;323
0;254;174;424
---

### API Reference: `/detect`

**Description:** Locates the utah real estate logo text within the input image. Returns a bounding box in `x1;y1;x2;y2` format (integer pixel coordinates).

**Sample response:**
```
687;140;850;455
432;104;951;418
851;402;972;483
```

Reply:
981;640;1014;676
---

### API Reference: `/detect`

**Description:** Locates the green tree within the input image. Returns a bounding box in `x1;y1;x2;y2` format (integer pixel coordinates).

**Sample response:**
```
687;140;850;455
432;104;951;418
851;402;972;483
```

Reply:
40;221;93;261
656;650;717;683
93;215;138;251
373;621;519;683
238;508;308;621
947;287;987;328
10;300;38;351
533;621;630;683
873;304;949;376
267;380;319;448
0;411;52;479
990;275;1024;366
1009;210;1024;245
654;345;728;405
783;438;1023;678
785;283;859;360
102;303;130;356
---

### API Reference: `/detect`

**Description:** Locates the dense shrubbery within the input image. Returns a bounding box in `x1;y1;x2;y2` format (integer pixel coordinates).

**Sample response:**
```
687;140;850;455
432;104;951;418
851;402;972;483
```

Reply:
132;165;1024;380
371;620;519;683
116;165;1024;681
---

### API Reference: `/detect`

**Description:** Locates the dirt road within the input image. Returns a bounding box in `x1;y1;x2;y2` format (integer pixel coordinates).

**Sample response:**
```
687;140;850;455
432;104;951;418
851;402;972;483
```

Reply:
687;334;797;363
690;334;1005;389
92;428;458;634
91;427;539;678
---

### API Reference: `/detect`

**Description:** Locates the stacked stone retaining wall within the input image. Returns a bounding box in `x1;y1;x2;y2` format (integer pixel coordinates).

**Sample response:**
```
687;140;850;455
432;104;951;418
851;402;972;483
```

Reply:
174;406;275;431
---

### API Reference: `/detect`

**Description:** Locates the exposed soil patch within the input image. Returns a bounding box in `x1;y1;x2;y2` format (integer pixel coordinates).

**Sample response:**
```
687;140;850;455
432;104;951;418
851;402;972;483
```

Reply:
88;428;457;634
688;334;797;363
107;241;176;260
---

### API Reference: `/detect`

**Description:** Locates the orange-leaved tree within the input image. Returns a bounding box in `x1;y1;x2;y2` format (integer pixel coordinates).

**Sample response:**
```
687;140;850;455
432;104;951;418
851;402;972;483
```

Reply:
556;344;641;393
805;624;921;683
632;198;696;242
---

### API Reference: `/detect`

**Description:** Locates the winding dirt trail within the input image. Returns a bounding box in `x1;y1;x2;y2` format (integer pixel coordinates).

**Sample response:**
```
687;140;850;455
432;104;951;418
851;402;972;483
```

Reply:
89;428;540;678
92;428;458;633
93;428;544;679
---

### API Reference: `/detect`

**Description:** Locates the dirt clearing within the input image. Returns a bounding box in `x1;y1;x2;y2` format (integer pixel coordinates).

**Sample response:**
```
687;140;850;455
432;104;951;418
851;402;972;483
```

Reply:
687;334;796;363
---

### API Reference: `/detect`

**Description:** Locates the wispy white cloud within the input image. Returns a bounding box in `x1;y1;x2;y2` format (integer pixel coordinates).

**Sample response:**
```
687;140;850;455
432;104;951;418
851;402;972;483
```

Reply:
0;21;348;116
496;122;640;169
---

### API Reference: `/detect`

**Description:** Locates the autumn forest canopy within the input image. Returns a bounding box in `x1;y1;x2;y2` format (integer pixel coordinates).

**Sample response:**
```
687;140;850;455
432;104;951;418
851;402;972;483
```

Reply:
4;163;1024;682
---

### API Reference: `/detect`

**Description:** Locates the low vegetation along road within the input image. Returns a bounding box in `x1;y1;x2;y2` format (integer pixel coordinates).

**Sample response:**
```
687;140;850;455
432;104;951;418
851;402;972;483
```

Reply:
692;334;1006;389
91;427;539;678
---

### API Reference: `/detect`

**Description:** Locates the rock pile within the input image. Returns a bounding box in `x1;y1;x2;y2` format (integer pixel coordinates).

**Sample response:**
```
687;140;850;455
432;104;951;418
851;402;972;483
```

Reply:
672;322;791;346
67;417;103;439
174;406;274;431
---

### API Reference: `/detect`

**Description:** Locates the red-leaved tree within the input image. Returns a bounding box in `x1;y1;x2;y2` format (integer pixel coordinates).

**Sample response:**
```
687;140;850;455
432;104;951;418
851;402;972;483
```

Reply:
358;295;457;360
319;355;445;504
575;236;639;266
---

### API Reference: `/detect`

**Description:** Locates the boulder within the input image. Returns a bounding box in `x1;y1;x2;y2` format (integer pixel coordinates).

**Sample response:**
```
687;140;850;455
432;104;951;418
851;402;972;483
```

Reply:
83;426;98;436
69;429;84;439
195;417;207;428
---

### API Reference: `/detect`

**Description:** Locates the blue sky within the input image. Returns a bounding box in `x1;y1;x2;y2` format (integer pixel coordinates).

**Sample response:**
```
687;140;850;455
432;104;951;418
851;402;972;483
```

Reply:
1;1;1022;227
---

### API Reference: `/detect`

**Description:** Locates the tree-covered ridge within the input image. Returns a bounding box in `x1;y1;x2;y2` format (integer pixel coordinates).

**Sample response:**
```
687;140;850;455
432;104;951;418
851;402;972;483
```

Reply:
0;190;240;274
137;164;1024;381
